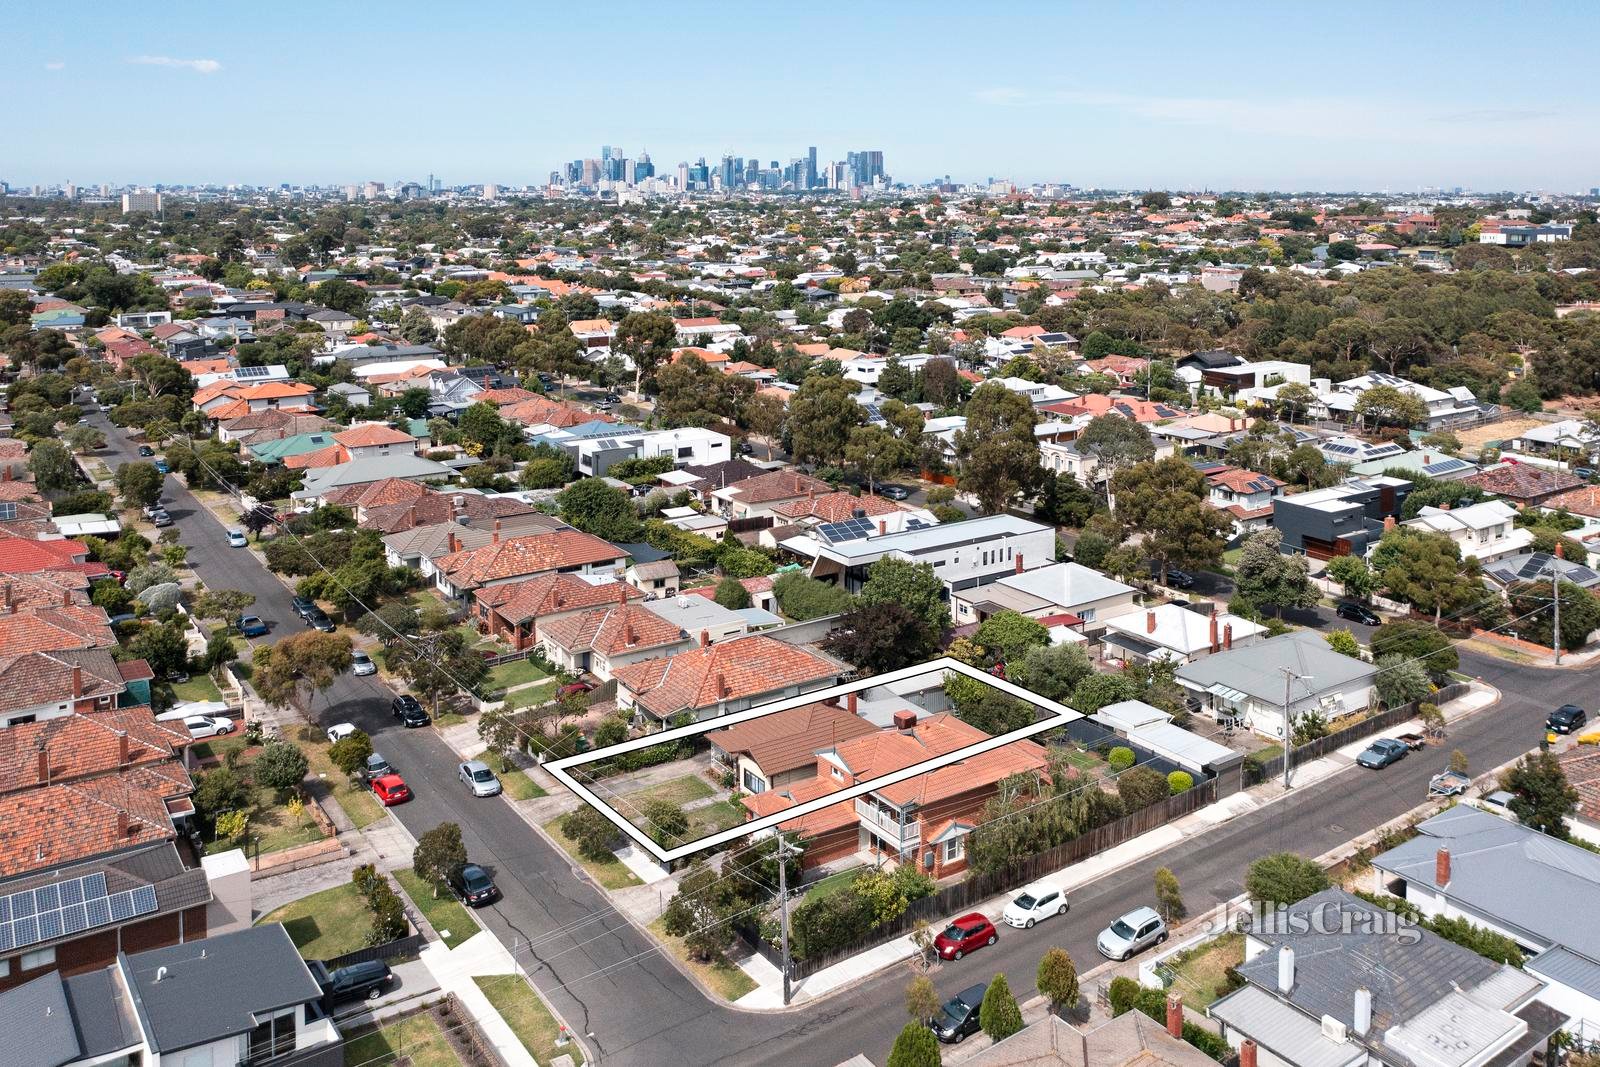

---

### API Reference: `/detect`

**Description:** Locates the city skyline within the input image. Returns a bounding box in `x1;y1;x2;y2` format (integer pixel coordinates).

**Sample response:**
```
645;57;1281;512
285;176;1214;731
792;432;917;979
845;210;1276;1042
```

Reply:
7;1;1600;190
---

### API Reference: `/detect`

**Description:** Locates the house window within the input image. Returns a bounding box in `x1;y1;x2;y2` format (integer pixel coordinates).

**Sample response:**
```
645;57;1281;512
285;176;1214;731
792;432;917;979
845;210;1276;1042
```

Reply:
248;1008;297;1062
0;502;15;520
742;769;766;794
20;947;55;970
1078;608;1096;623
830;766;842;780
943;836;965;863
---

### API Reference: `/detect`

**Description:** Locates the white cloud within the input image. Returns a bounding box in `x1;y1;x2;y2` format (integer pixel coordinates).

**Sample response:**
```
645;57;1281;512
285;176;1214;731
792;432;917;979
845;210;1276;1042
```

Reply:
127;55;222;75
44;61;65;71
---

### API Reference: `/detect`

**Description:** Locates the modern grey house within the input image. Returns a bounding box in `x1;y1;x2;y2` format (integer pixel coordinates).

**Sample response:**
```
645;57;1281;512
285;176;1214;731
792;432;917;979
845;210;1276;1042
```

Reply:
1272;476;1410;559
1175;630;1377;737
0;924;341;1067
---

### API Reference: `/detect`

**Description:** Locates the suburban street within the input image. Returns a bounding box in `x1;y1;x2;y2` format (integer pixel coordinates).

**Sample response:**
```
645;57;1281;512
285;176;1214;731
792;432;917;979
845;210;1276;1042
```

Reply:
90;409;1592;1067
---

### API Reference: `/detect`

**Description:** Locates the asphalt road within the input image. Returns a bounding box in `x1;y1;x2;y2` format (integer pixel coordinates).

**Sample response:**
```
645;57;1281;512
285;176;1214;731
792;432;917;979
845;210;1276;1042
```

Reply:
86;409;1591;1066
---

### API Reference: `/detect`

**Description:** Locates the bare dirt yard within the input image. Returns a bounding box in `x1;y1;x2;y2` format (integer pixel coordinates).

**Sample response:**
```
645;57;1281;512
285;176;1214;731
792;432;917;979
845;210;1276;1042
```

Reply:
1456;415;1551;449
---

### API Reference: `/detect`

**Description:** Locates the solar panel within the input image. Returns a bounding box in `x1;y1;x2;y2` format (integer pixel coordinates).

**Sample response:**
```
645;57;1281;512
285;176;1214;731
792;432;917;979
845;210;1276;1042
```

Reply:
235;364;271;379
36;910;61;942
816;516;877;544
83;873;107;900
109;892;136;922
58;880;83;907
60;903;87;936
131;886;158;915
85;897;111;928
0;923;11;952
11;891;35;919
34;884;58;912
12;916;37;947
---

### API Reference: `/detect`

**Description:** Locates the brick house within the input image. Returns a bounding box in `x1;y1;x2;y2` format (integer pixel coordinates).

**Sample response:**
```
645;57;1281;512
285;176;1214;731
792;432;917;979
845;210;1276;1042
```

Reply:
742;710;1050;877
537;597;694;682
611;634;841;726
708;698;879;795
473;572;644;651
431;529;627;601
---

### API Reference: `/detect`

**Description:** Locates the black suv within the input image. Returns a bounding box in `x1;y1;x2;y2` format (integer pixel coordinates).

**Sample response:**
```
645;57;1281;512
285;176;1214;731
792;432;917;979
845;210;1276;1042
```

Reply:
392;694;430;727
929;983;988;1043
1548;704;1587;734
307;959;393;1004
1336;601;1381;626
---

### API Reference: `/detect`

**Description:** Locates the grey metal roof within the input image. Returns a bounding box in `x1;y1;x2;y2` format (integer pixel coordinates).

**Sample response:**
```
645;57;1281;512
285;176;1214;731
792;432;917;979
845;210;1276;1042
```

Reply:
1175;631;1376;709
0;972;79;1067
124;924;322;1053
1485;551;1600;589
1373;804;1600;962
1528;946;1600;999
63;966;143;1060
1210;984;1363;1067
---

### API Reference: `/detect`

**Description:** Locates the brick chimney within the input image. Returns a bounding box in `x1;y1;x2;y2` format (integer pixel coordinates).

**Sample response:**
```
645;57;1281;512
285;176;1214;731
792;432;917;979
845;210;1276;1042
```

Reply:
1439;501;1450;511
1209;615;1219;653
1224;623;1233;650
71;665;83;699
118;730;130;768
847;692;859;715
1383;514;1397;530
717;671;731;699
3;581;11;613
448;530;459;553
37;749;49;785
1146;610;1157;634
1435;846;1451;887
878;520;887;535
893;709;918;731
1240;1039;1258;1067
1165;993;1183;1039
1557;541;1566;560
117;809;129;837
1;466;10;482
493;519;502;544
699;629;710;648
1015;553;1025;574
618;581;628;605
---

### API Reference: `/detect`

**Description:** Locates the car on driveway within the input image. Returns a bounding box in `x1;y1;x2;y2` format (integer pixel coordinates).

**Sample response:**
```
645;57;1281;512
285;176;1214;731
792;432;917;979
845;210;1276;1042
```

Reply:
150;510;173;528
1097;906;1167;960
933;913;998;961
184;715;234;740
1356;737;1410;769
350;650;376;676
304;607;336;633
451;862;499;907
371;774;411;806
1001;882;1068;928
308;959;393;1005
1548;704;1588;734
1336;601;1381;626
392;694;430;727
361;753;394;784
556;680;594;698
226;530;247;548
879;484;911;501
928;983;988;1044
458;760;503;797
239;615;268;638
137;445;155;457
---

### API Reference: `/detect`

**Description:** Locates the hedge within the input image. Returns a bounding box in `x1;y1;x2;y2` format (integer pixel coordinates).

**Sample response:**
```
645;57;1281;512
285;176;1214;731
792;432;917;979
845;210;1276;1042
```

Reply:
1108;976;1227;1061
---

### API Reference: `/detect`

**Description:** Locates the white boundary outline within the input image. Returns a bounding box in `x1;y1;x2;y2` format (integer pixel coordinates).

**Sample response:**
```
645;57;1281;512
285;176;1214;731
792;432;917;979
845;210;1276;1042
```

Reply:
544;656;1081;863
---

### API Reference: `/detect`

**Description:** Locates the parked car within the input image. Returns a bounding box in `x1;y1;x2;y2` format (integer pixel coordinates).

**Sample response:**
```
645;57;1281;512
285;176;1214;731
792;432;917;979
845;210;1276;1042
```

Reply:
604;392;622;405
305;607;336;633
307;959;393;1005
150;510;173;528
879;484;911;501
1548;704;1587;734
350;650;376;676
592;397;613;411
291;596;317;619
933;913;998;961
238;615;268;638
458;760;503;797
326;722;358;744
1162;568;1195;589
556;680;594;699
1336;601;1381;626
361;753;394;784
1356;737;1411;769
927;983;988;1044
451;863;499;907
137;445;155;457
184;715;234;740
1001;882;1068;929
371;774;411;806
226;529;247;548
153;460;169;474
142;502;167;518
1096;906;1167;961
392;694;430;727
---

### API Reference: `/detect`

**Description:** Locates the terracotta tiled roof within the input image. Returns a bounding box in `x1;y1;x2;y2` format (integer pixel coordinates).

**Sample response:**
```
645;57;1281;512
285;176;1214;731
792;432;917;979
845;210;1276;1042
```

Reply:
830;712;1049;808
0;706;189;797
1462;464;1584;501
718;470;832;505
0;606;115;653
612;635;839;718
477;572;641;624
0;571;92;610
0;776;175;878
361;492;546;536
539;602;687;658
475;387;540;407
710;701;878;777
771;491;904;523
334;423;415;448
0;535;104;577
0;648;125;715
741;775;856;836
1204;465;1285;495
206;398;252;421
240;381;317;400
191;381;243;407
499;396;612;429
282;444;344;470
435;529;624;589
1041;394;1187;422
322;477;432;510
1539;484;1600;519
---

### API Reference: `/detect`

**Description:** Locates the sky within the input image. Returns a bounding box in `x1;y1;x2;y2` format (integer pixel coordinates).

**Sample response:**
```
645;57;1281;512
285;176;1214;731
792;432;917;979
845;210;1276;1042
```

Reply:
8;1;1600;192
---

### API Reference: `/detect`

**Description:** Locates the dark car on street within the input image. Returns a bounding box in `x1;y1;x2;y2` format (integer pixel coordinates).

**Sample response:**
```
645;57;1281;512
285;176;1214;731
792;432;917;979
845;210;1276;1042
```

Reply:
451;863;499;907
928;983;989;1044
292;596;317;619
392;694;430;727
307;959;394;1005
1548;704;1588;734
933;913;997;961
1149;564;1194;588
1356;737;1410;769
137;445;155;457
305;607;336;632
1336;601;1381;626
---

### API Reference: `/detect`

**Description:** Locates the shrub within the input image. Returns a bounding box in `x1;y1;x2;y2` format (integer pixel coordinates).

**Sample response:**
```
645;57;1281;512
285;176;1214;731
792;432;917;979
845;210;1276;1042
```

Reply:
1246;852;1330;907
329;730;373;776
979;973;1023;1041
1117;767;1169;810
214;810;248;842
712;577;751;610
194;767;249;821
252;742;310;795
1107;975;1142;1016
1107;746;1136;772
885;1023;941;1067
1167;770;1195;795
562;805;619;862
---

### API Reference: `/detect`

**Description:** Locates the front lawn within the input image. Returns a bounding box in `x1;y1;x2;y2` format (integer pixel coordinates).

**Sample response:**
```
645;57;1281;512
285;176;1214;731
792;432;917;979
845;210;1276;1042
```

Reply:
473;975;585;1065
344;1013;466;1067
258;882;372;960
623;774;714;808
503;680;558;710
687;799;747;838
501;769;547;800
1163;931;1244;1009
648;918;757;1002
392;868;477;951
200;740;325;856
168;672;225;704
485;657;549;693
303;737;385;830
541;817;642;890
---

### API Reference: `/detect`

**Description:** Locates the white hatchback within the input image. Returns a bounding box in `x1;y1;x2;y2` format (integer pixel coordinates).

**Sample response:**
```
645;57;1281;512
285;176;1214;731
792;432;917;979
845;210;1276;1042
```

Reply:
1001;882;1068;929
184;715;235;740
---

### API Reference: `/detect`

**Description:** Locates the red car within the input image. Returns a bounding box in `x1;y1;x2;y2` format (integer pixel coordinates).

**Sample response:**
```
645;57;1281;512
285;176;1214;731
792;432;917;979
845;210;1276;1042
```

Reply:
934;913;998;961
371;774;411;806
556;680;594;698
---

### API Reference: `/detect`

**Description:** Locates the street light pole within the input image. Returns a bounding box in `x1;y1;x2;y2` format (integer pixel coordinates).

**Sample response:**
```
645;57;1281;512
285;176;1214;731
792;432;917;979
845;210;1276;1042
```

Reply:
1553;542;1564;665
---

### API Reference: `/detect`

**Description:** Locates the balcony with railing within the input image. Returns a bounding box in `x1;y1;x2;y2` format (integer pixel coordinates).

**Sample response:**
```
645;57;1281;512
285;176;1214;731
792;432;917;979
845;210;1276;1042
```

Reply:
855;797;919;847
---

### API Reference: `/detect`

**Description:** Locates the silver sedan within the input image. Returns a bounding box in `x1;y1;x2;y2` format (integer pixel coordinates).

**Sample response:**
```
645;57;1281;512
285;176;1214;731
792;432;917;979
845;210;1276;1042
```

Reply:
458;760;503;798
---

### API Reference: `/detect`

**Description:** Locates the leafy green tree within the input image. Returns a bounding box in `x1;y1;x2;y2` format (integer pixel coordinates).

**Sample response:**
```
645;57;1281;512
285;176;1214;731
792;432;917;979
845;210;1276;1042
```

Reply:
193;768;250;822
329;731;374;776
905;974;941;1022
64;424;105;454
1372;528;1479;622
1325;628;1363;658
1037;947;1080;1016
1501;751;1579;839
387;628;488;711
885;1023;942;1067
562;805;619;861
644;799;689;846
556;478;642;542
614;310;678;395
1154;867;1185;921
954;383;1040;514
129;621;188;677
1369;620;1457;679
1374;653;1431;708
979;973;1024;1041
1234;529;1319;616
253;742;310;796
661;859;740;961
1117;767;1169;810
787;371;865;466
1274;381;1317;424
974;610;1050;664
845;424;907;493
1506;579;1600;652
1076;414;1154;486
1111;457;1229;582
251;632;353;720
741;392;787;461
772;572;854;620
27;440;76;491
191;589;257;621
1070;673;1138;713
1012;642;1094;702
1326;554;1376;600
413;822;469;896
823;602;941;674
859;557;947;632
1354;384;1428;430
1246;852;1330;907
712;577;750;610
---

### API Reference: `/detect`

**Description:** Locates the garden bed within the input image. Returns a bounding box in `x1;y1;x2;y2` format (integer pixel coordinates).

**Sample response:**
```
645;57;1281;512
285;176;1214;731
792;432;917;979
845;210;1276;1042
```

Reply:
393;868;478;951
258;882;373;961
473;975;585;1065
1161;931;1243;1009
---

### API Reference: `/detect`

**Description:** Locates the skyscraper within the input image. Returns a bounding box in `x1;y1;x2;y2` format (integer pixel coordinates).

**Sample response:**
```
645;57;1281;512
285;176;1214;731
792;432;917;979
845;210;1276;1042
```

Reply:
806;146;818;189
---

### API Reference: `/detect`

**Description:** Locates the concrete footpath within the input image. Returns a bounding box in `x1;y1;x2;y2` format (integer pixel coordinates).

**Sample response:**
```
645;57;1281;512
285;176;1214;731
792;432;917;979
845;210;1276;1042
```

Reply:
732;680;1498;1010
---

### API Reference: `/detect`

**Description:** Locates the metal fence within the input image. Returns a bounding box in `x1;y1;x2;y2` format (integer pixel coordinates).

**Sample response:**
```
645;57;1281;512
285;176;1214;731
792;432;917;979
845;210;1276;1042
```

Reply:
319;932;427;971
1243;681;1469;786
736;781;1217;980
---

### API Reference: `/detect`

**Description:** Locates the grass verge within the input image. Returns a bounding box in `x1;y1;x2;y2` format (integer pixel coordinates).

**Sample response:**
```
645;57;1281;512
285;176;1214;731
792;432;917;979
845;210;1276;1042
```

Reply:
541;817;642;890
648;918;758;1002
473;975;584;1065
393;868;477;951
501;769;547;800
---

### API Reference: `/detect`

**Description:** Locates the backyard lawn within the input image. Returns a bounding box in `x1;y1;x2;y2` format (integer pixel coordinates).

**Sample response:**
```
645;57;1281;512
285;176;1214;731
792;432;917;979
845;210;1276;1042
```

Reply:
473;975;585;1065
344;1013;465;1067
648;918;757;1002
258;882;371;960
167;672;225;704
623;774;714;808
393;868;477;951
1163;931;1244;1009
542;817;642;890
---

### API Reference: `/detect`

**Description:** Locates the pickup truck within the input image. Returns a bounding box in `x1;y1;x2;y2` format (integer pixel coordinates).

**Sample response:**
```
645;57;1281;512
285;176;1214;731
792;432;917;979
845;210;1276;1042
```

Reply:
306;959;394;1005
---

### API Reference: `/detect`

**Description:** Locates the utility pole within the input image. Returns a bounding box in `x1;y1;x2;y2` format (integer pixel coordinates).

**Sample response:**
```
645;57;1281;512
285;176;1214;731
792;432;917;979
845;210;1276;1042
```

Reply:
1278;667;1310;790
776;835;794;1006
1553;541;1564;665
